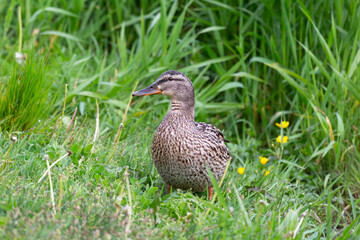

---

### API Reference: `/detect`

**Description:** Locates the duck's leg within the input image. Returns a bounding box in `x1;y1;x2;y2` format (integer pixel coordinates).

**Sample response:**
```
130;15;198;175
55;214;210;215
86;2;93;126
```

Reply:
167;184;172;194
208;186;214;200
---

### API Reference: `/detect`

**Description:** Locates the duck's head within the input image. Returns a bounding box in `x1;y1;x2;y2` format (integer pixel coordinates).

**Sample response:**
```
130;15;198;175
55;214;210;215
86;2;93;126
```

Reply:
133;70;195;113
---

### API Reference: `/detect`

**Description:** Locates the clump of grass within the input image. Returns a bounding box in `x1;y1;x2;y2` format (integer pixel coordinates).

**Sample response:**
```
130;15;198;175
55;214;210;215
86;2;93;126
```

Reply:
0;54;52;131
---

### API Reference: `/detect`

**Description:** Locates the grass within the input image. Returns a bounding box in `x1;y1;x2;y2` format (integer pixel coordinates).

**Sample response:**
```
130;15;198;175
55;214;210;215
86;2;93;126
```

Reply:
1;0;360;239
0;54;51;131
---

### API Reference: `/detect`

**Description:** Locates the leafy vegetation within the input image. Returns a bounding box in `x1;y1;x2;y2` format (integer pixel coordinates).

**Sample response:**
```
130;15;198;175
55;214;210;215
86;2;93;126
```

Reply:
0;0;359;239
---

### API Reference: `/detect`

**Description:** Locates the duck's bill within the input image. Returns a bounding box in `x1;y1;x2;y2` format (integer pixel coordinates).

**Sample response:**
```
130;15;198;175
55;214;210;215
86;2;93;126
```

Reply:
132;85;162;96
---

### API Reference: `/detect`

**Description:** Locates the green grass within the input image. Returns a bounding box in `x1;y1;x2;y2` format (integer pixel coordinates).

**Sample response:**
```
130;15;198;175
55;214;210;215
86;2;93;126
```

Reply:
0;54;52;131
1;0;360;239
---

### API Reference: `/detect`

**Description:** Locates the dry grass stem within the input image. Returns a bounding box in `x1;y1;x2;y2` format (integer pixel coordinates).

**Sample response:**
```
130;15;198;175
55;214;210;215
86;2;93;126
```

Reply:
45;155;56;215
38;153;69;183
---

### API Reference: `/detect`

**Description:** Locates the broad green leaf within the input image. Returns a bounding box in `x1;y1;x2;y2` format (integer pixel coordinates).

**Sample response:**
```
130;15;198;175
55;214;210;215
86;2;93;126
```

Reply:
40;31;82;42
30;7;78;22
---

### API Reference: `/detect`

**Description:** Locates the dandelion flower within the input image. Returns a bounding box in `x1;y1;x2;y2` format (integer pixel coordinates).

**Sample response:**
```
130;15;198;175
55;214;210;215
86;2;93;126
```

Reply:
275;121;289;129
264;170;270;176
259;156;269;165
276;135;288;144
238;167;245;175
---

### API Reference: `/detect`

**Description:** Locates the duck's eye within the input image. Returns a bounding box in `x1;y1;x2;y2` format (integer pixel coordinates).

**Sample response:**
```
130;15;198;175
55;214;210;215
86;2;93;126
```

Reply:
168;77;173;81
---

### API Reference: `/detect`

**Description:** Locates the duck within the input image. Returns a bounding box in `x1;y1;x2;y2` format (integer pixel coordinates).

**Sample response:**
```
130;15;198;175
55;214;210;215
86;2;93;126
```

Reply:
132;70;230;199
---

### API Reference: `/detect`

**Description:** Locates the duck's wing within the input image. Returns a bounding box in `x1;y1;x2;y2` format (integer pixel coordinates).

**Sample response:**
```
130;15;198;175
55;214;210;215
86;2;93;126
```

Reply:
194;122;231;180
195;122;230;143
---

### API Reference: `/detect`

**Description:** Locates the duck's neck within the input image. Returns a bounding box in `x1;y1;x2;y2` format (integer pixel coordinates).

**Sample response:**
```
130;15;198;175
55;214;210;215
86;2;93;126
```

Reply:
170;100;194;120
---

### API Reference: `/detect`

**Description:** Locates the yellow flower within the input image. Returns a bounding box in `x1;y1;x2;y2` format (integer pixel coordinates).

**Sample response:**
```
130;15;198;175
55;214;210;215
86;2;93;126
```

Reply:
276;135;288;144
275;121;289;129
259;156;269;165
238;167;245;175
264;170;270;176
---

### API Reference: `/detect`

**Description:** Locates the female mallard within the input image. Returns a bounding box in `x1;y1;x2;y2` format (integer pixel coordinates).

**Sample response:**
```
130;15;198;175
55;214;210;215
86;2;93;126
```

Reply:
133;70;230;199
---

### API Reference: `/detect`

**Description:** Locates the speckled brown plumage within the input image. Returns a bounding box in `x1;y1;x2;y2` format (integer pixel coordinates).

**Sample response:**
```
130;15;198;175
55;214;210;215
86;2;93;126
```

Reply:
133;70;230;197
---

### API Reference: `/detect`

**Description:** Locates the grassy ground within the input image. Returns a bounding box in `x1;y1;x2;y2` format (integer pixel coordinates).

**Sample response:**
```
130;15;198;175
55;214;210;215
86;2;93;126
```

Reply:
1;0;360;239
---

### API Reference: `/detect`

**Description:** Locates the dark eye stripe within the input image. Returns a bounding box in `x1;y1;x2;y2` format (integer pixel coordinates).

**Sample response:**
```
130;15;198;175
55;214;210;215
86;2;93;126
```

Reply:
157;79;167;85
158;78;184;85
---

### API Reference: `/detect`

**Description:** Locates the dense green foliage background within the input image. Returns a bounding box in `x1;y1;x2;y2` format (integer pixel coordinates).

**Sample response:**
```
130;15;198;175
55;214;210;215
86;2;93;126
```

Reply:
0;0;359;239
